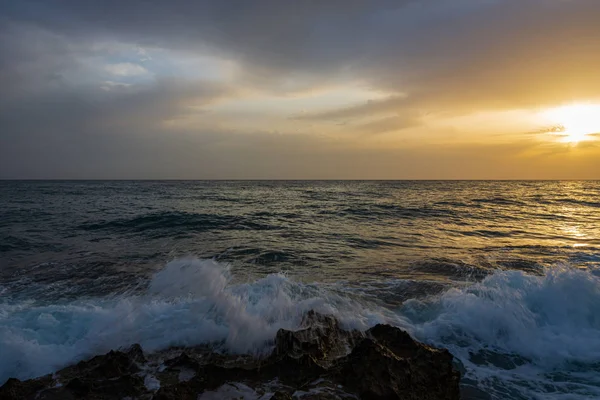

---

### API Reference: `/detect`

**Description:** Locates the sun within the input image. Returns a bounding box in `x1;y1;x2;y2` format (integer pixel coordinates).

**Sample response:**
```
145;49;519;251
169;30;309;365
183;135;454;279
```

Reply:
540;104;600;143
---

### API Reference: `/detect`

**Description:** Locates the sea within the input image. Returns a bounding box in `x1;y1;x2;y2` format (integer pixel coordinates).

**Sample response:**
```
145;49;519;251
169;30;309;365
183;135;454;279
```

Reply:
1;180;599;399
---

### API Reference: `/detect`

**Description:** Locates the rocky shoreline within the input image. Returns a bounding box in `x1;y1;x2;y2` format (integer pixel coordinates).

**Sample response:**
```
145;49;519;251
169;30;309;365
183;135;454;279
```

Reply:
0;311;460;399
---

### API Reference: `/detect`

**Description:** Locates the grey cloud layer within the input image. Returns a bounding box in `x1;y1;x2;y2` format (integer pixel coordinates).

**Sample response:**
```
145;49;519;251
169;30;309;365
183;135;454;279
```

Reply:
1;0;600;178
7;0;599;98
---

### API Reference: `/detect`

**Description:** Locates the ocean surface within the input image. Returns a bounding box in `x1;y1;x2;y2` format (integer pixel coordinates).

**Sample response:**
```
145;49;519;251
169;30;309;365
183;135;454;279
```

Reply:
1;180;600;399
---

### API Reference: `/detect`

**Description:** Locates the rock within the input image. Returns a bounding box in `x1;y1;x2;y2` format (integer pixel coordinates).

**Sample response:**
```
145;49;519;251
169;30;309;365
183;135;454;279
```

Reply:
64;377;90;397
260;353;327;386
97;374;145;397
0;376;54;400
0;346;148;400
460;383;493;400
125;343;146;364
40;373;146;399
154;363;249;399
153;382;199;400
272;310;361;367
0;312;462;400
0;378;28;399
37;388;77;400
367;323;421;357
336;324;460;400
164;352;199;369
56;348;141;382
0;377;36;400
271;391;293;400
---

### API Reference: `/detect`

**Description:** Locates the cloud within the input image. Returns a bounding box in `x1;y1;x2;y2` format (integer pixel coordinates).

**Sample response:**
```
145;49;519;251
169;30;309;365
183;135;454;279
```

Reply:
1;0;600;178
5;1;600;105
293;96;405;121
5;0;599;104
100;80;132;91
104;62;148;76
353;115;423;136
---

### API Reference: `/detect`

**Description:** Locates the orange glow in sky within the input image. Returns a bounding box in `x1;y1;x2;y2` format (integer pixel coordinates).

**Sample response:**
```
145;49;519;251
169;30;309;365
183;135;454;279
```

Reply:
540;104;600;144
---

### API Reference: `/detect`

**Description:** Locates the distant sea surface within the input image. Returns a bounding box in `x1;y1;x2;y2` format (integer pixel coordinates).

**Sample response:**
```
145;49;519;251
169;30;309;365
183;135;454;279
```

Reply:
1;180;600;399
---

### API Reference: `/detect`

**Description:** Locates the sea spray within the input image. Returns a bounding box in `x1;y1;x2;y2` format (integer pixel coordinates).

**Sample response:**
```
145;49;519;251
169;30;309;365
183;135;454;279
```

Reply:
405;264;600;399
2;258;600;399
0;258;396;384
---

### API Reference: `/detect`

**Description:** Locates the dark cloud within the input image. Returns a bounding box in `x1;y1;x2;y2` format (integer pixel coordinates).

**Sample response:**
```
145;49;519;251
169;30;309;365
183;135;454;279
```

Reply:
1;0;600;178
0;75;234;178
1;1;407;87
4;0;599;101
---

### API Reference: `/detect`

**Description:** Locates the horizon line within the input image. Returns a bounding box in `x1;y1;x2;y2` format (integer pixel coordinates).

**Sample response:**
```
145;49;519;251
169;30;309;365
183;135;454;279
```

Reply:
1;178;599;182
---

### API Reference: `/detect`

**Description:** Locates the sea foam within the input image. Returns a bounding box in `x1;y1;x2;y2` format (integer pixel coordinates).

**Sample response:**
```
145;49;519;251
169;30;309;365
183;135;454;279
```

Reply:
1;258;600;399
406;263;600;399
0;258;394;384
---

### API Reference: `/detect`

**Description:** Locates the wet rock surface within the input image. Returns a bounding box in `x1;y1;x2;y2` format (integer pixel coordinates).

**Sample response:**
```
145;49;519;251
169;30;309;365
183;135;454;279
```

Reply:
0;312;460;399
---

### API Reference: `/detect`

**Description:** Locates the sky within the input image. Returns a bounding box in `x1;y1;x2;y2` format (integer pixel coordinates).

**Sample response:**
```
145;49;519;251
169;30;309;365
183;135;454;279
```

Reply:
1;0;600;179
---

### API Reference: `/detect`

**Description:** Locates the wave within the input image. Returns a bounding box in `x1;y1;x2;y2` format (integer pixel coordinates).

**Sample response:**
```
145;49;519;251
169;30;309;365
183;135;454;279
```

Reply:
472;197;527;206
323;203;458;219
552;198;600;208
407;259;491;280
405;264;600;399
0;258;398;385
215;247;305;267
0;235;65;254
0;236;38;252
0;209;52;228
1;258;599;399
79;211;278;236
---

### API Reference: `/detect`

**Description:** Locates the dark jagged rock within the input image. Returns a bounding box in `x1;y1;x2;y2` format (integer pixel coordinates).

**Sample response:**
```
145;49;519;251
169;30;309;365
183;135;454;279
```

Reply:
74;374;145;398
0;377;53;400
368;323;422;357
153;381;199;400
57;348;142;382
271;391;293;400
125;343;147;364
273;310;362;367
337;324;460;400
164;352;199;369
260;353;327;386
0;312;461;400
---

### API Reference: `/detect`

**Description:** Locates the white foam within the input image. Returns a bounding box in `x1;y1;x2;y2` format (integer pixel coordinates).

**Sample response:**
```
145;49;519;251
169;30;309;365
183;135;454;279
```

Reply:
198;382;267;400
0;258;395;384
143;374;160;391
405;264;600;399
178;369;195;382
2;257;599;399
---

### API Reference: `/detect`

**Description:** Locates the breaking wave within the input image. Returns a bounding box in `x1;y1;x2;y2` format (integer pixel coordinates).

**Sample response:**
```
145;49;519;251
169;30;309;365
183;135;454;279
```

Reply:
1;258;600;399
406;263;600;399
0;258;397;384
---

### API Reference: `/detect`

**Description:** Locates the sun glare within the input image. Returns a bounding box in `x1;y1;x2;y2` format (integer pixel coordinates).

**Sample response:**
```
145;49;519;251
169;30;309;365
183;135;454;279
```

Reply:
541;104;600;143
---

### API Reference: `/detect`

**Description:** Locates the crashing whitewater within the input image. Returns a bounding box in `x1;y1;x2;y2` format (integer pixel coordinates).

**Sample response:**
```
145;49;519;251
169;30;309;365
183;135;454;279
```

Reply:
1;258;600;399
